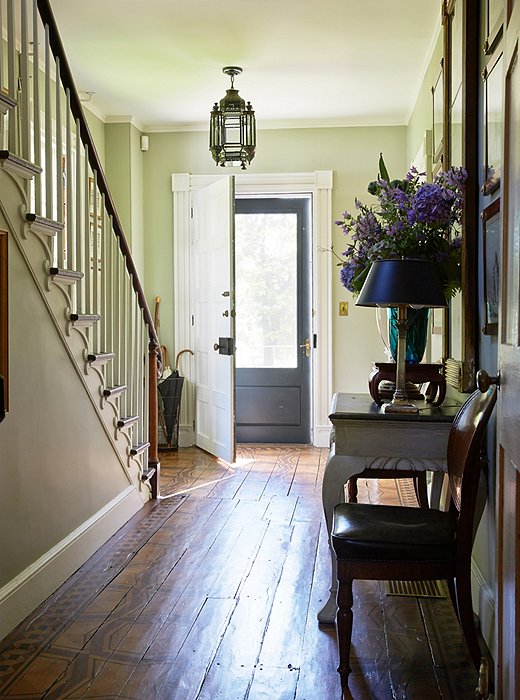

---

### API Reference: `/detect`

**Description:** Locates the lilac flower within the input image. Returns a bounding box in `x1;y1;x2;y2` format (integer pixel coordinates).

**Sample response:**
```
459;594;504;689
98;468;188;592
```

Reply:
340;259;364;292
334;156;467;299
412;183;455;227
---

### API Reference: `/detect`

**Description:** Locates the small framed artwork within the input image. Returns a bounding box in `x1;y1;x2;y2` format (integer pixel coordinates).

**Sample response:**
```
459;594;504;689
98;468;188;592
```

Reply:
89;219;103;272
482;198;500;335
432;61;444;168
0;230;8;413
448;0;463;107
484;0;503;55
482;52;503;194
88;177;102;220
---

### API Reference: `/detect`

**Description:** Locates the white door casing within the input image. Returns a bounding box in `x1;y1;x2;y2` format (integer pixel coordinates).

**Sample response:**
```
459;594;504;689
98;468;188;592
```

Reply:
172;171;333;450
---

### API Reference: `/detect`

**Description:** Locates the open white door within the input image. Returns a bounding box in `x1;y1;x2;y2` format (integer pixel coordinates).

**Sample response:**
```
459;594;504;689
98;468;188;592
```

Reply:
496;8;520;696
191;176;236;463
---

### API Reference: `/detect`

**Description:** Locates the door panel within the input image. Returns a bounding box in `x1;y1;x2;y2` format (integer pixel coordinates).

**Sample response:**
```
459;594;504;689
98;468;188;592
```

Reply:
235;197;311;443
191;177;235;463
497;6;520;697
236;386;301;425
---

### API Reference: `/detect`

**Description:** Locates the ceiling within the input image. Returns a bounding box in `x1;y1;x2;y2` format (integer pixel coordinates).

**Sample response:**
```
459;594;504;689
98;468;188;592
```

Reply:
50;0;441;132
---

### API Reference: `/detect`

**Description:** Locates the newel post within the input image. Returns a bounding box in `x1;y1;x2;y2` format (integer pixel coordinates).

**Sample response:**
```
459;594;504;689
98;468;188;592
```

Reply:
147;339;161;498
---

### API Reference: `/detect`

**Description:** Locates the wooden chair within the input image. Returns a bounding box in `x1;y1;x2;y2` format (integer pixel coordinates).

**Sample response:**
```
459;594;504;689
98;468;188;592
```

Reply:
330;379;497;694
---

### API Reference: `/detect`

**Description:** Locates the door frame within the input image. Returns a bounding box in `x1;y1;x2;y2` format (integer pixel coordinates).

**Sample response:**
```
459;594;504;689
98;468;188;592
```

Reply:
235;195;312;443
172;170;333;449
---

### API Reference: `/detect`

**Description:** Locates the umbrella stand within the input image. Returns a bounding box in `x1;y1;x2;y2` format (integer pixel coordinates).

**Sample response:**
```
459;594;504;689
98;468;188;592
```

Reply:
158;348;194;451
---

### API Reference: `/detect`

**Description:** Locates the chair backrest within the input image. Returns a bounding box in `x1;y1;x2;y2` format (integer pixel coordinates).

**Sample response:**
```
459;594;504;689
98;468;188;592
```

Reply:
446;385;497;535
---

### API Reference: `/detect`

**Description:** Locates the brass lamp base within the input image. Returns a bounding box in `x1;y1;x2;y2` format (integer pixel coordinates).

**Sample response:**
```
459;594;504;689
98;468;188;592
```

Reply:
382;400;419;414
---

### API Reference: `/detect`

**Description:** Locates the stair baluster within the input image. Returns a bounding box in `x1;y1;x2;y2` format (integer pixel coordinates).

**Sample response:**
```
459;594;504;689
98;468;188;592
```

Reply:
0;0;162;496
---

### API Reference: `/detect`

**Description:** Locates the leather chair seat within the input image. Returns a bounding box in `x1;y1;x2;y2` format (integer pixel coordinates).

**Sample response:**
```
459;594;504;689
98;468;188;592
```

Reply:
332;502;457;561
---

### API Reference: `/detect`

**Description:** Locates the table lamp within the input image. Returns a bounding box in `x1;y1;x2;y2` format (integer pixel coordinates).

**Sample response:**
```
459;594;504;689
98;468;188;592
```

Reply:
356;259;447;414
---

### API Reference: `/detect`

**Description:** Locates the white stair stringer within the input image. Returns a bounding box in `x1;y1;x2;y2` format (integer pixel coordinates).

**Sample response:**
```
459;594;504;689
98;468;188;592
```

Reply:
0;164;151;497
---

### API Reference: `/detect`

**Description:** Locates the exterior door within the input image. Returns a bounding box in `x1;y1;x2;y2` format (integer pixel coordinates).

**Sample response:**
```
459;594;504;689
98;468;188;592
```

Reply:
234;196;311;443
496;5;520;697
191;177;236;463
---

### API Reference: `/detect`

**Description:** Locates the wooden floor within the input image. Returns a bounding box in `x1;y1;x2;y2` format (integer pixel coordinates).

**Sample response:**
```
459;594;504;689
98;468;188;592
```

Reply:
0;445;480;699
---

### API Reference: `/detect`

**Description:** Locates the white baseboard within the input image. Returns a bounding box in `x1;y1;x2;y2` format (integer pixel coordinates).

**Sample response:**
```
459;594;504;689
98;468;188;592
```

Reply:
0;486;143;641
471;559;496;659
313;424;331;448
178;424;194;447
177;423;329;449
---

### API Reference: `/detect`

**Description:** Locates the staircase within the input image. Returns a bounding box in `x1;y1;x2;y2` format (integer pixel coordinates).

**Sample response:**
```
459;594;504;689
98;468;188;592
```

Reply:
0;0;160;497
0;0;164;638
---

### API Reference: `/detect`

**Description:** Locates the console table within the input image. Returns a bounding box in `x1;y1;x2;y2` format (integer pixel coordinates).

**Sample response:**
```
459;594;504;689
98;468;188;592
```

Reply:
317;392;461;623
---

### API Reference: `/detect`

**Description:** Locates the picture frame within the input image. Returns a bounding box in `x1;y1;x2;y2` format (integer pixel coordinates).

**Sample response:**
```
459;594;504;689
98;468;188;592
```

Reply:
441;0;479;391
88;177;103;271
483;0;503;55
481;198;500;335
432;61;444;167
482;52;503;194
88;177;102;220
89;219;103;272
0;230;8;412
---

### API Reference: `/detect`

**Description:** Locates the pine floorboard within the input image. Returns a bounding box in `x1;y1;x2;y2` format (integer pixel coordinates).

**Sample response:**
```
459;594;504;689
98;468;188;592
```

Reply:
0;445;479;699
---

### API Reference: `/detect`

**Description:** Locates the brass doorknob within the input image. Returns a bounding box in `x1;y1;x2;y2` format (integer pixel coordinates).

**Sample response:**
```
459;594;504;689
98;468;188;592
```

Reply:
476;369;500;392
299;338;311;358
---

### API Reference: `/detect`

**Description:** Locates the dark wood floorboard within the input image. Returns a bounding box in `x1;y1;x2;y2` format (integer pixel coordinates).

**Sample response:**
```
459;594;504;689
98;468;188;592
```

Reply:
0;445;479;699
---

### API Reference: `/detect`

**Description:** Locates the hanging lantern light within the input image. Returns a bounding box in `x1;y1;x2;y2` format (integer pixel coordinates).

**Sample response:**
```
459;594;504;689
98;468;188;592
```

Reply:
209;66;256;170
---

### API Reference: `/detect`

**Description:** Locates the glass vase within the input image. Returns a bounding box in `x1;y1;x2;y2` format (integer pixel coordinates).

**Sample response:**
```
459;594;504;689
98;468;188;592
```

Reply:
388;307;430;364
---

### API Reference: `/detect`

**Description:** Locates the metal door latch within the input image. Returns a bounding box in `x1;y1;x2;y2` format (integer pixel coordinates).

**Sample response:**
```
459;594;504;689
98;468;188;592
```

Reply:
299;338;311;358
213;337;234;355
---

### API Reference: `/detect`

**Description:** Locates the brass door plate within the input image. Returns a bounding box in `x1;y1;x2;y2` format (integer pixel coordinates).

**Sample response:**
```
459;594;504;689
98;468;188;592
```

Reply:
339;301;349;316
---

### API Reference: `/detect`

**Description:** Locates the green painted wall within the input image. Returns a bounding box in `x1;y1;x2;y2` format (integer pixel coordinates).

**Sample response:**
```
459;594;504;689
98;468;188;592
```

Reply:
142;125;408;391
84;107;106;166
104;122;145;280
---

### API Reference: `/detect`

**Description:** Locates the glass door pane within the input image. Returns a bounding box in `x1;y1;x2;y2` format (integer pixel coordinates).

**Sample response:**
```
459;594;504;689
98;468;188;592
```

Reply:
235;212;298;368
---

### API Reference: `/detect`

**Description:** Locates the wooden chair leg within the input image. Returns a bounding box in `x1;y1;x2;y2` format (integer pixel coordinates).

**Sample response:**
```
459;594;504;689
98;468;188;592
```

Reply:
446;577;458;613
413;471;429;508
336;572;354;693
455;570;482;668
347;478;358;503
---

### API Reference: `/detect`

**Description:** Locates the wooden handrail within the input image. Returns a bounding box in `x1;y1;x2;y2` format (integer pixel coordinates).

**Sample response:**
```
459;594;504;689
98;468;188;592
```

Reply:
35;0;161;489
35;0;160;357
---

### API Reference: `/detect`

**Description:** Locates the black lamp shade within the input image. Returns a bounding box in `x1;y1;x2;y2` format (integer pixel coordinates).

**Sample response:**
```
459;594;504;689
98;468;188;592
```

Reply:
356;259;448;308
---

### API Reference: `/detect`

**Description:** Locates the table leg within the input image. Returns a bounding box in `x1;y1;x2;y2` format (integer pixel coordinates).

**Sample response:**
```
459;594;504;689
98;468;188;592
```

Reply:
317;446;363;624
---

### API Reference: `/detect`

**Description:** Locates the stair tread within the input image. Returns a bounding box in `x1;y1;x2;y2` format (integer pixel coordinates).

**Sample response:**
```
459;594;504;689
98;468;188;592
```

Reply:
141;467;156;482
0;150;42;177
103;385;127;398
87;352;114;368
131;442;151;456
26;213;64;231
117;415;139;428
70;313;101;325
0;92;17;113
49;267;83;280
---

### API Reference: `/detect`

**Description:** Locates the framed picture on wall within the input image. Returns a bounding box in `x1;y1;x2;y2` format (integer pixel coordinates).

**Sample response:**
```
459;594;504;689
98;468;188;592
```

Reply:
484;0;503;55
88;177;102;220
432;61;444;171
0;230;8;413
482;52;503;194
482;198;500;335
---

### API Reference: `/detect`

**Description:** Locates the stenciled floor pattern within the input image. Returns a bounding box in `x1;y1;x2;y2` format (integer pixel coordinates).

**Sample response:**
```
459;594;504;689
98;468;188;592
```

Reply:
0;445;480;699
